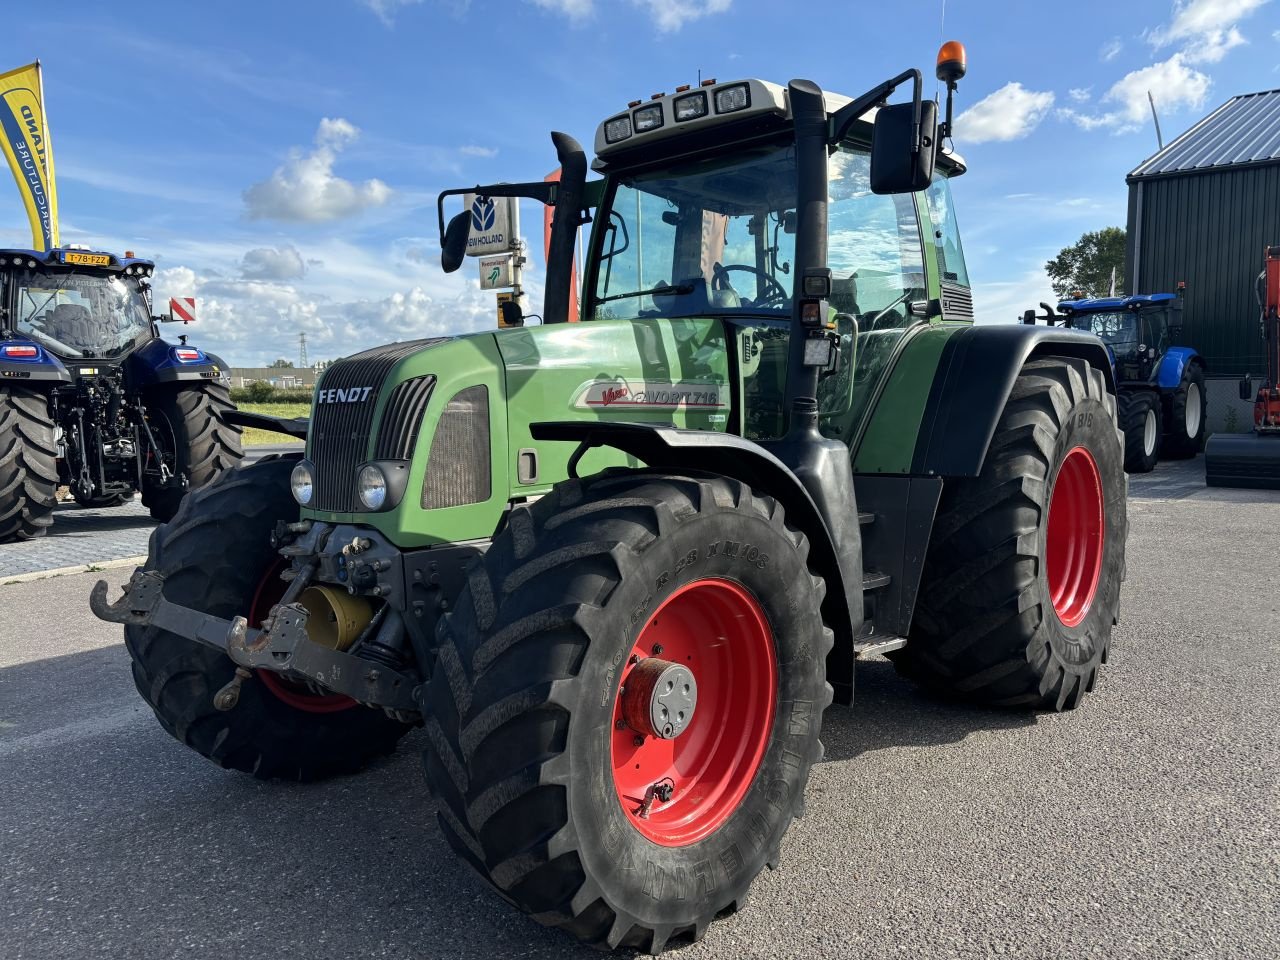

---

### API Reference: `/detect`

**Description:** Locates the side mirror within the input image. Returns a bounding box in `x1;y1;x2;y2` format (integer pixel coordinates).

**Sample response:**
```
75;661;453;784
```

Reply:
1240;376;1254;401
441;211;471;273
1022;309;1037;325
870;100;938;195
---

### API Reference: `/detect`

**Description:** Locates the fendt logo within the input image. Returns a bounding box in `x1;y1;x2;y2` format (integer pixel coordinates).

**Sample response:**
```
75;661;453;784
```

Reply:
317;386;374;404
471;196;496;232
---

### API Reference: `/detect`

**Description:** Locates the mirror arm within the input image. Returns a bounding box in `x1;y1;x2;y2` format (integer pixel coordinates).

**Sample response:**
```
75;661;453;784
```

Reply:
435;181;558;246
828;68;922;144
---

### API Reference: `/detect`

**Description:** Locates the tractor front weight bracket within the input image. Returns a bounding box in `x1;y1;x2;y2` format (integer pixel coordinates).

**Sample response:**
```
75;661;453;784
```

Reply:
89;570;420;714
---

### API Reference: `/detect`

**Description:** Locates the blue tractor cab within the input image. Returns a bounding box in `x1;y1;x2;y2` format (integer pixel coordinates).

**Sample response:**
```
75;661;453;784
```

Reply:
1024;292;1206;472
0;245;243;540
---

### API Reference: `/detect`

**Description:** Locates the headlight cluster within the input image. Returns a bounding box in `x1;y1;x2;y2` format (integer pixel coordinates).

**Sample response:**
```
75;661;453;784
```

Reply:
602;81;752;146
290;459;408;512
357;464;387;510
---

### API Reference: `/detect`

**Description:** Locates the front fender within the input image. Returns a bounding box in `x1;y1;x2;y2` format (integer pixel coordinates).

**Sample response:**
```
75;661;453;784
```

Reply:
530;420;862;704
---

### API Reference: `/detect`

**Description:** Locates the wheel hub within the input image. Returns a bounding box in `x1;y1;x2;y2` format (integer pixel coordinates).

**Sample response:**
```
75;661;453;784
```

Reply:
621;658;698;740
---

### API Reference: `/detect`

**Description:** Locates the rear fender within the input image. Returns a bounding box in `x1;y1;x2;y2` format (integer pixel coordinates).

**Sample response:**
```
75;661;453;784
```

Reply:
127;338;229;386
530;420;862;703
911;325;1116;477
0;340;71;385
1155;346;1203;390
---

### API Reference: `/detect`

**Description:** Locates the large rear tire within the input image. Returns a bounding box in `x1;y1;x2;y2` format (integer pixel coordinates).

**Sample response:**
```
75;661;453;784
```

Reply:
0;385;58;542
142;381;243;523
1119;389;1161;473
125;456;413;780
1161;362;1207;459
423;471;831;953
892;357;1126;710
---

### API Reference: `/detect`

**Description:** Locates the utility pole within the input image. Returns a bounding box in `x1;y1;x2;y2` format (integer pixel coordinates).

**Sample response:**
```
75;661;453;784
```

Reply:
299;332;308;369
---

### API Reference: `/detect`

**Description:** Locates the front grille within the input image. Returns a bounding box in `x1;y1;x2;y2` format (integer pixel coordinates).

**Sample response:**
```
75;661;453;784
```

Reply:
422;385;491;509
374;375;436;461
941;281;974;321
311;339;442;512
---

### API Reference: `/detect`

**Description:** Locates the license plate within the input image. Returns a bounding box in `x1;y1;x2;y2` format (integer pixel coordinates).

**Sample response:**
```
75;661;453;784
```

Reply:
64;252;110;266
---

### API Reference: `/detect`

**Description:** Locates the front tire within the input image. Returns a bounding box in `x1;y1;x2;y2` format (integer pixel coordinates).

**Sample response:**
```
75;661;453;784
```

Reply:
423;472;831;953
0;385;57;542
893;357;1127;711
1162;362;1206;458
142;382;243;522
1119;389;1161;473
125;456;412;780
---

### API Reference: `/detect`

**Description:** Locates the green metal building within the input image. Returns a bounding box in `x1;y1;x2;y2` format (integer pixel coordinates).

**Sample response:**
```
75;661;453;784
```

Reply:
1125;88;1280;380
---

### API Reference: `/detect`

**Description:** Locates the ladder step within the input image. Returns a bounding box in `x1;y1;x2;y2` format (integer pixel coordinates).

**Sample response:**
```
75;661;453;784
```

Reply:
862;570;891;591
855;635;908;657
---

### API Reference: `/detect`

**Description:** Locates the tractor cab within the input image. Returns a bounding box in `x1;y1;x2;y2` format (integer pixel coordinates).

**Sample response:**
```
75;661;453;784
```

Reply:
1;248;158;363
1056;293;1182;385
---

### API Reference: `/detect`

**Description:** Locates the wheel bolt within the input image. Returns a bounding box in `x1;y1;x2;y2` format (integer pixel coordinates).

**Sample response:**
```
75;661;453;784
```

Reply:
615;719;626;729
651;644;664;655
633;735;645;747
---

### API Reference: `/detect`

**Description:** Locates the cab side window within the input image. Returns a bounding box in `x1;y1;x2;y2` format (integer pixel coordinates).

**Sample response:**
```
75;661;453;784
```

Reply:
823;145;926;440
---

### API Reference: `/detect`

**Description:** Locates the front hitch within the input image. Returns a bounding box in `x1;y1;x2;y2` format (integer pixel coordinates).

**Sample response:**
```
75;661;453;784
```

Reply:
90;570;419;714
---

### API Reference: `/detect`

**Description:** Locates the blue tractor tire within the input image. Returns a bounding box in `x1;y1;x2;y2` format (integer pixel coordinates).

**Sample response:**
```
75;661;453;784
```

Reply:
0;385;58;541
1162;362;1207;459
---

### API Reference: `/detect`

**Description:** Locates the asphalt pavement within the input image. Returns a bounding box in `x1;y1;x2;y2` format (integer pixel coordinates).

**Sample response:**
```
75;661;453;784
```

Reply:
1;462;1276;959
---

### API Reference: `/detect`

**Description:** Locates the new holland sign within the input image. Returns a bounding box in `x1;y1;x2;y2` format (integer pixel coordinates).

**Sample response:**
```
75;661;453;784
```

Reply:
463;193;514;257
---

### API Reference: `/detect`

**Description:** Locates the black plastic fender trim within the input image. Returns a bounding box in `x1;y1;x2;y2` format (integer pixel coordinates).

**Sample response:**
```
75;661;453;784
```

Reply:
911;324;1116;477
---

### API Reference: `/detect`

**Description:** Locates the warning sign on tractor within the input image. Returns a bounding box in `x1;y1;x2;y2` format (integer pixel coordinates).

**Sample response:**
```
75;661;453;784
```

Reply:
479;254;513;290
463;192;513;257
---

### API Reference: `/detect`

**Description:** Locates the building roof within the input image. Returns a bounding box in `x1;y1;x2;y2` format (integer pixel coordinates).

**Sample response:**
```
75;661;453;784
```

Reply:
1128;89;1280;180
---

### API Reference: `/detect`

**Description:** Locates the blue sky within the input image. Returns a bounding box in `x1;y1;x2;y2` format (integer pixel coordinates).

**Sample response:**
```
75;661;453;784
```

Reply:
1;0;1276;365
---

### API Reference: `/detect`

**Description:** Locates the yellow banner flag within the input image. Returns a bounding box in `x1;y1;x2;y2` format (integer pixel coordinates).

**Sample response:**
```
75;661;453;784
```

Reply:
0;61;59;251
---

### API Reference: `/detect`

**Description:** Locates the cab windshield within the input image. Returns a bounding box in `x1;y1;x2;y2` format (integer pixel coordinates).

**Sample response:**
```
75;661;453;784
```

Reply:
13;270;153;358
590;146;799;320
1075;311;1139;358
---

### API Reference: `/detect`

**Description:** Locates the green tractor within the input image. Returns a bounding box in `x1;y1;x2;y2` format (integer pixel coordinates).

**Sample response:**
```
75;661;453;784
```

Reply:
93;45;1127;953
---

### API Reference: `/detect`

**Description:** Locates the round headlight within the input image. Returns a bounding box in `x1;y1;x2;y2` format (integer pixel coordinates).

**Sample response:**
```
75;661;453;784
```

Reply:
290;461;314;506
357;464;387;510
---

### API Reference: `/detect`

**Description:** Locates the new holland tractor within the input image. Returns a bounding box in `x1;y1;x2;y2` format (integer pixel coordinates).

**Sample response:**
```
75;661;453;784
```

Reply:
0;246;242;539
1045;292;1205;472
94;45;1128;953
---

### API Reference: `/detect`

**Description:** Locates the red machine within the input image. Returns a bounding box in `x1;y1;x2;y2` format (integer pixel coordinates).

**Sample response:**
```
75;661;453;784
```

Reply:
1205;246;1280;488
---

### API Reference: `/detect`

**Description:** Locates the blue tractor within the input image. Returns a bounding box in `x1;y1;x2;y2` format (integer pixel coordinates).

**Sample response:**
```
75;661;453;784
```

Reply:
0;246;243;540
1023;292;1206;472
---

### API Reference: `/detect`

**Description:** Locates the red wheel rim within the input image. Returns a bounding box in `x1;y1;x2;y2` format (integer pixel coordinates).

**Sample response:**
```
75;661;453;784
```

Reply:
249;559;357;714
1046;446;1105;628
610;578;776;847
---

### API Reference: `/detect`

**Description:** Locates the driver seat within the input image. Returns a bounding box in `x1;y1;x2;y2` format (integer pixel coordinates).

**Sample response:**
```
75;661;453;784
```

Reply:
50;303;95;345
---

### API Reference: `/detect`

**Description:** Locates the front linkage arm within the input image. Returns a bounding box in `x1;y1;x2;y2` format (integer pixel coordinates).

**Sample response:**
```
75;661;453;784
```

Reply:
89;569;419;714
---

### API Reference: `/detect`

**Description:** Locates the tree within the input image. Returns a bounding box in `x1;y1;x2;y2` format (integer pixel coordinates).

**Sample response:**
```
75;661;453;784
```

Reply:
1045;227;1127;299
268;358;294;368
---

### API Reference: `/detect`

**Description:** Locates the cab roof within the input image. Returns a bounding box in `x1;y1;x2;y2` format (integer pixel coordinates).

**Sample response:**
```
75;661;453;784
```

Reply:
0;247;155;271
1058;293;1179;312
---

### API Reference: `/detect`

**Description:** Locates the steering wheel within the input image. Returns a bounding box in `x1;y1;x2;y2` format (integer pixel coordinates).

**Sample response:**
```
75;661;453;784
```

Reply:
712;263;789;308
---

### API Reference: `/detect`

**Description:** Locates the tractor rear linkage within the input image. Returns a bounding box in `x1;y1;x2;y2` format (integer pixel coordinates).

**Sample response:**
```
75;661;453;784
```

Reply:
89;568;421;714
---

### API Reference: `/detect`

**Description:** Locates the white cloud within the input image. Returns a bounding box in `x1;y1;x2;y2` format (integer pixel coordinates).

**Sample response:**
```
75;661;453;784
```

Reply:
971;268;1059;326
530;0;732;30
1068;87;1092;103
632;0;731;31
459;144;498;158
529;0;593;21
953;82;1055;143
243;118;391;223
1182;26;1246;63
360;0;424;26
1100;37;1123;61
241;245;307;281
1149;0;1269;47
1061;52;1211;133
